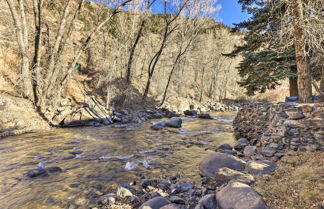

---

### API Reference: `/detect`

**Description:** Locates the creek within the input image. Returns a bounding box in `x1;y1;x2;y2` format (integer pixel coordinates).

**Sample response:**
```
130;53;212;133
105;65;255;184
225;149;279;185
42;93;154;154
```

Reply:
0;112;236;209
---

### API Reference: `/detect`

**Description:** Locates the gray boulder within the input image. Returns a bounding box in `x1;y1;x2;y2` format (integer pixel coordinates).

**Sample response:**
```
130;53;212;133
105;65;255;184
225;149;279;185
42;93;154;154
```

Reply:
214;167;254;185
26;168;48;178
218;144;233;151
216;181;268;209
243;146;257;157
161;204;179;209
165;117;182;128
198;114;214;120
234;138;249;150
184;110;198;117
199;152;246;179
245;160;276;175
151;121;166;130
139;197;171;209
195;194;217;209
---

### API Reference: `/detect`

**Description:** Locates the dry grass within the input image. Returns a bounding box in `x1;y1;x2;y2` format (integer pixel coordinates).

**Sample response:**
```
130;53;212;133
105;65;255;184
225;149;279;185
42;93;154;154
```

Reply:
254;151;324;209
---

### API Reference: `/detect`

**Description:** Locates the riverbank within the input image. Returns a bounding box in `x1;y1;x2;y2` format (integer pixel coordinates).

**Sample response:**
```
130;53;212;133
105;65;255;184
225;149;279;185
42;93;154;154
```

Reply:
101;150;323;209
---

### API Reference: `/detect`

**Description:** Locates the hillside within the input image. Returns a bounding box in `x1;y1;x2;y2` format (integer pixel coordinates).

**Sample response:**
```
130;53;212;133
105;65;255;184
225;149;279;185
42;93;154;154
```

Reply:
0;0;243;135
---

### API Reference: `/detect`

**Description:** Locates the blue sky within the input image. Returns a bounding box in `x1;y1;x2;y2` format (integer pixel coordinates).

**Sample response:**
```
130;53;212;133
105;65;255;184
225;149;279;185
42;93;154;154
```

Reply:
150;0;250;27
217;0;250;26
92;0;250;27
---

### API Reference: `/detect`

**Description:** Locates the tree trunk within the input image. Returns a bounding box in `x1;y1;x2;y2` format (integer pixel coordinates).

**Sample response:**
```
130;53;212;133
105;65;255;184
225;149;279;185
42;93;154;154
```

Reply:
126;20;145;84
199;67;205;102
320;63;324;102
5;0;34;101
289;77;299;97
160;59;178;106
142;75;152;101
292;0;312;103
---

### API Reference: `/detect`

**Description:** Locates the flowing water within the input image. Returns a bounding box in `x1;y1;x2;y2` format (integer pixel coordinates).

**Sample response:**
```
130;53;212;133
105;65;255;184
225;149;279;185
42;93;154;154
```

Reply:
0;112;236;209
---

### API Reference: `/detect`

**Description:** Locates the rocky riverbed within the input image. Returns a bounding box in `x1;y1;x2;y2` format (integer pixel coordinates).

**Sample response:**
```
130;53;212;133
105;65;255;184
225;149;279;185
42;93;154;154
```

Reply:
0;112;237;209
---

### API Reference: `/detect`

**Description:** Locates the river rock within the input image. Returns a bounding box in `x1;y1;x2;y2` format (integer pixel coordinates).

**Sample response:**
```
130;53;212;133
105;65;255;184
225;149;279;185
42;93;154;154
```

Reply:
139;197;171;209
218;144;233;151
245;160;276;175
46;166;62;173
261;148;276;157
98;193;116;205
184;110;198;117
161;204;179;209
151;122;166;130
165;117;182;128
214;167;254;185
243;146;257;157
216;181;268;209
286;111;305;120
169;196;185;204
116;184;137;198
199;152;246;179
26;168;48;178
198;114;214;120
234;138;249;150
195;194;217;209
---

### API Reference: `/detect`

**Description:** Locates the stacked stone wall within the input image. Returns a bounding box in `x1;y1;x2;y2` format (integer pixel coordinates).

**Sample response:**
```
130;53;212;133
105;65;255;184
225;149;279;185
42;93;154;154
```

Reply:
234;103;324;156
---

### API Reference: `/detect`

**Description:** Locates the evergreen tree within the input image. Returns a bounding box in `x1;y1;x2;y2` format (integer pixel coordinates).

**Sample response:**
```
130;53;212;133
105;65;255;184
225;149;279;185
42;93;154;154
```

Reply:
225;0;299;96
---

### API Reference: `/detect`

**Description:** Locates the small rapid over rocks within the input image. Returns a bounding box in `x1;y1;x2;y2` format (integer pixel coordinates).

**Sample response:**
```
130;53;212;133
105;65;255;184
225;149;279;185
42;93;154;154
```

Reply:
0;112;236;209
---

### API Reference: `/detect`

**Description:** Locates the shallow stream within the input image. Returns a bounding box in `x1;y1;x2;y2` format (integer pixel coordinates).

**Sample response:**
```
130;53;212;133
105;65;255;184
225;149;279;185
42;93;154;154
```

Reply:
0;112;236;209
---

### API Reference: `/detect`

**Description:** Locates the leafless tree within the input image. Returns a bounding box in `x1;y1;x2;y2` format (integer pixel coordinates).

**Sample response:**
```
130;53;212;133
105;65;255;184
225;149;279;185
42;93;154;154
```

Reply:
142;0;189;101
5;0;133;123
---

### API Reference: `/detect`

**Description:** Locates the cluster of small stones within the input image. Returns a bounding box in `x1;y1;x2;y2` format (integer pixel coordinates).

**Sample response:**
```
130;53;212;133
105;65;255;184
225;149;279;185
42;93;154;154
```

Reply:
234;102;324;158
101;144;274;209
24;141;273;209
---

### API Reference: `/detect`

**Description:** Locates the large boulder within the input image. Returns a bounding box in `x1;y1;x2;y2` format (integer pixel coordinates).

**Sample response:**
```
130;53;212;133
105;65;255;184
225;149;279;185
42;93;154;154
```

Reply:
139;197;171;209
165;117;182;128
198;114;214;120
216;181;268;209
214;167;254;186
199;152;246;179
195;194;217;209
245;160;276;175
151;121;167;130
184;110;198;117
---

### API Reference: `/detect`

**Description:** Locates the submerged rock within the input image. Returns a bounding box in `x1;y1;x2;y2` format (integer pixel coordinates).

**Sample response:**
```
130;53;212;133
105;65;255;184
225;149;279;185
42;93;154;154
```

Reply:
216;181;268;209
199;152;246;179
26;168;48;178
139;197;171;209
245;160;276;175
46;166;63;173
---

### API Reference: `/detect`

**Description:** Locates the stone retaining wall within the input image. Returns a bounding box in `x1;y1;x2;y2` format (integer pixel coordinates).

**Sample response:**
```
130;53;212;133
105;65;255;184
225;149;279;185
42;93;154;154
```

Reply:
234;103;324;154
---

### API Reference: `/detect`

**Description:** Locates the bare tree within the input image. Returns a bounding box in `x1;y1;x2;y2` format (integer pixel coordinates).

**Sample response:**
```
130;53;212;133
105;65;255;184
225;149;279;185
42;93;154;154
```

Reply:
142;0;189;101
5;0;133;123
159;0;220;106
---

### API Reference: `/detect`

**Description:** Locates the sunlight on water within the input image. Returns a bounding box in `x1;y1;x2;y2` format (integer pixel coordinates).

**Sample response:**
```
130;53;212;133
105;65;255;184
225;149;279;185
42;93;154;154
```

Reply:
0;112;236;209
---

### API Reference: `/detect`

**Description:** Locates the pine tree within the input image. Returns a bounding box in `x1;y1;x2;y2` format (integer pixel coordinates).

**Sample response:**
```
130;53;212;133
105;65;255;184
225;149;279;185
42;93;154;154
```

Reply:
225;0;298;96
